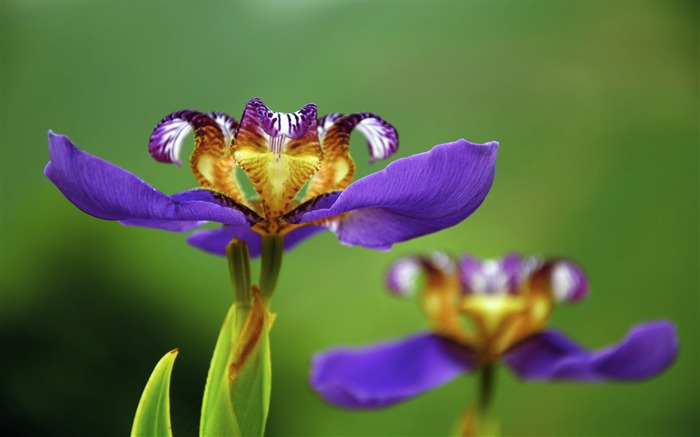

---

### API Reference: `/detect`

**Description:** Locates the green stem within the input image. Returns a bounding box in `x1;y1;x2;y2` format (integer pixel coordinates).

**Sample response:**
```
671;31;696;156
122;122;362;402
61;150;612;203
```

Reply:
226;239;252;332
259;235;284;304
478;364;495;415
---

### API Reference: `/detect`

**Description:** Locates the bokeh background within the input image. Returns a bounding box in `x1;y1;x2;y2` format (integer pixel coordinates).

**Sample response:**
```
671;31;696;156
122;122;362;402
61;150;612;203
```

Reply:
2;1;698;436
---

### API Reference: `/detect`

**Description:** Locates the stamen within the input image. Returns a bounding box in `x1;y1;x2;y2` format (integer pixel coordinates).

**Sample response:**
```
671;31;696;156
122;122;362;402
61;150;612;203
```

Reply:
269;134;286;159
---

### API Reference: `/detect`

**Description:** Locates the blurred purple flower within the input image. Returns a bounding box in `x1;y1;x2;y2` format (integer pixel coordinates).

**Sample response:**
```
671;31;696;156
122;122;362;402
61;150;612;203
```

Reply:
311;253;678;409
45;98;498;257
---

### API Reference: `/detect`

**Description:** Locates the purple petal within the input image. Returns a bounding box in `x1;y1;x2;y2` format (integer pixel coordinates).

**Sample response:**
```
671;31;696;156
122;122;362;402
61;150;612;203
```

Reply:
384;256;422;297
119;189;261;232
186;225;326;257
283;225;327;252
310;332;474;409
500;253;526;292
186;226;260;256
244;98;317;139
503;321;678;381
459;253;537;295
149;110;226;165
206;111;239;147
118;218;207;232
323;112;399;163
148;109;238;165
355;114;399;163
317;112;343;141
458;255;483;293
148;111;194;165
169;189;262;223
550;260;589;302
45;132;251;229
385;252;456;297
282;191;342;223
295;139;498;250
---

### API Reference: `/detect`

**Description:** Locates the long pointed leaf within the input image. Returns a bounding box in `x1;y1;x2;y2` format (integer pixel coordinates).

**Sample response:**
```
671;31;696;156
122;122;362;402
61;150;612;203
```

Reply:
200;289;273;437
131;349;179;437
200;304;238;435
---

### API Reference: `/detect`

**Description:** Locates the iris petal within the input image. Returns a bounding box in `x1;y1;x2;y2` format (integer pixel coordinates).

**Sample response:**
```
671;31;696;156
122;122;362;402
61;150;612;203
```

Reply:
187;224;326;257
306;112;399;199
384;252;455;298
186;226;260;256
317;112;343;142
120;189;261;231
294;139;498;250
503;321;678;381
459;253;538;295
45;132;251;229
206;111;239;147
323;112;398;164
148;112;193;165
550;261;589;302
248;98;317;139
310;333;474;409
232;98;322;219
281;191;342;223
385;256;422;297
148;110;244;203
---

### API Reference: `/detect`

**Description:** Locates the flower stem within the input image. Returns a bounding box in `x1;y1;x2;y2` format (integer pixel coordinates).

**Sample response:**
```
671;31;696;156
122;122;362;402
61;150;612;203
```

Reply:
259;235;284;304
478;364;495;414
467;364;499;436
226;239;252;332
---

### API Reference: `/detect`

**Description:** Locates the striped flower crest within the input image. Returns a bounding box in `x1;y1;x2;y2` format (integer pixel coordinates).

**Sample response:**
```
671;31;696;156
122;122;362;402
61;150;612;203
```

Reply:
147;98;399;235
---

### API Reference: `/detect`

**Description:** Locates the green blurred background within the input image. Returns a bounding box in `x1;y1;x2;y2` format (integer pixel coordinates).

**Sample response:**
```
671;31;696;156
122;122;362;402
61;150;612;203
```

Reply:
2;1;697;436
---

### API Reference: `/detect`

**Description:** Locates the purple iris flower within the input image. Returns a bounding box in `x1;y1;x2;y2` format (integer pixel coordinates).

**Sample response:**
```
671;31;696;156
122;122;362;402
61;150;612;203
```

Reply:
45;98;498;257
310;253;678;409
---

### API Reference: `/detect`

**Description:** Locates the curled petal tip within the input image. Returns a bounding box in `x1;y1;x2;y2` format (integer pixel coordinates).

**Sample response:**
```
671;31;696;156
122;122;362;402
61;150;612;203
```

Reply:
385;257;422;297
504;320;679;381
148;110;205;165
317;112;343;141
469;139;499;157
354;113;399;163
247;97;318;139
322;112;399;164
550;261;589;302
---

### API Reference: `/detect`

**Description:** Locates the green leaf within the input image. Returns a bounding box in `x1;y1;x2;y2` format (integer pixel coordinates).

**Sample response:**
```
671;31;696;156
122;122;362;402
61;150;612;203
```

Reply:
200;289;273;437
131;349;179;437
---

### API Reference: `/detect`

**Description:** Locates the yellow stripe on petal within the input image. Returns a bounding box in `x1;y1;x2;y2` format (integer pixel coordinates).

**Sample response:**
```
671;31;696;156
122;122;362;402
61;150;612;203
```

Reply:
233;146;321;219
190;123;233;188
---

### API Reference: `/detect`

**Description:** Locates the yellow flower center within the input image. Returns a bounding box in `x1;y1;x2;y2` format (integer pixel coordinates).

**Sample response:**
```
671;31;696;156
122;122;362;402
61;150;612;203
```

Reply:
420;262;557;364
149;100;399;237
